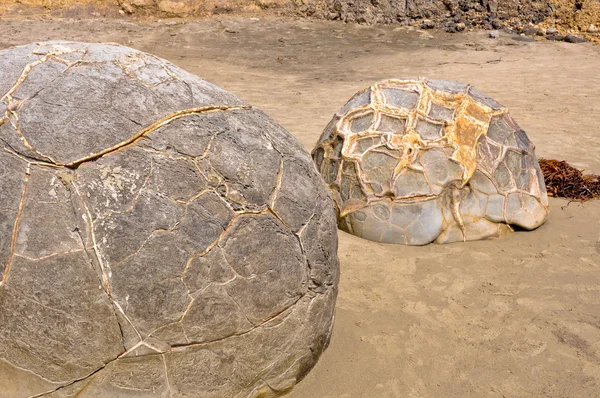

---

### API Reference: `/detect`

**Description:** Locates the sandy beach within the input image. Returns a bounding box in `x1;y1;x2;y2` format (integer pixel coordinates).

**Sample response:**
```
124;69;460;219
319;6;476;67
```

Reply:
1;16;599;397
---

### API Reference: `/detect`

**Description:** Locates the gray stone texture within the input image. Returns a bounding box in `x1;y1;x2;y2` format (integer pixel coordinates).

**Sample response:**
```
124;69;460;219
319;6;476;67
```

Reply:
0;41;339;397
313;78;549;245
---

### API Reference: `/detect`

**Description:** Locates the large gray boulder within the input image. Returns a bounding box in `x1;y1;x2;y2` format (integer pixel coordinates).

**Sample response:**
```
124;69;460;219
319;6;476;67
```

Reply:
312;78;549;245
0;41;339;397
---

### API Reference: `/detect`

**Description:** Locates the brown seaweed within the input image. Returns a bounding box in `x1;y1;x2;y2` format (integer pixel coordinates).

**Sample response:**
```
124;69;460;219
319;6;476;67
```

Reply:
539;159;600;201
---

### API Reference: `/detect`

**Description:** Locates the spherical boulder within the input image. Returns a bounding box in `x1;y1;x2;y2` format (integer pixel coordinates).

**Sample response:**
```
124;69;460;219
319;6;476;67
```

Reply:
0;41;339;397
312;78;549;245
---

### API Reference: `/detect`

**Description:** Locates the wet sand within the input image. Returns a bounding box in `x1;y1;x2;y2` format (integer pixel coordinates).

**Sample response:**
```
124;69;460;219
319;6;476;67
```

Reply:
1;16;599;397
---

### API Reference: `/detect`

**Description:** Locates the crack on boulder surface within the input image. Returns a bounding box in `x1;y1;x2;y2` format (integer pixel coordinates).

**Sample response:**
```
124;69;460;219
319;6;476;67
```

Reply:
1;46;84;106
169;298;300;350
28;352;121;398
5;105;251;170
1;46;89;163
180;207;272;280
67;175;131;353
269;158;285;209
0;163;30;287
70;181;114;295
1;146;58;168
2;44;251;169
161;354;174;398
68;177;145;351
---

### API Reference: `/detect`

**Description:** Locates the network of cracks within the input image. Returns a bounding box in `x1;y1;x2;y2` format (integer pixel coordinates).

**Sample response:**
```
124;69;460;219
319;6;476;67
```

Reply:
0;42;338;397
313;79;550;245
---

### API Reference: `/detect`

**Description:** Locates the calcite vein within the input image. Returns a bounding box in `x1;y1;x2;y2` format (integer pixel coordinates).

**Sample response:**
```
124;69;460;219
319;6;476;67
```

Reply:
65;106;251;168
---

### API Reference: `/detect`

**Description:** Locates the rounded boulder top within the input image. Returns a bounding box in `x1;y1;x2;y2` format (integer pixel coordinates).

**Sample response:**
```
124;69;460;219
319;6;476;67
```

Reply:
0;41;339;397
312;78;549;245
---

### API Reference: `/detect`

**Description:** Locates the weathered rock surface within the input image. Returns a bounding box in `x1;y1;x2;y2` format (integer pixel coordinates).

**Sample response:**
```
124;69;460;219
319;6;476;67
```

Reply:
0;41;339;397
312;78;549;245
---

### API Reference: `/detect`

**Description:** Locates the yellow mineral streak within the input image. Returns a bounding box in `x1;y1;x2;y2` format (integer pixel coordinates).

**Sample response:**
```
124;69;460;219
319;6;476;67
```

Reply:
320;78;508;217
0;44;251;169
65;106;251;168
447;101;507;181
1;47;81;104
269;158;285;209
390;130;425;186
9;110;60;164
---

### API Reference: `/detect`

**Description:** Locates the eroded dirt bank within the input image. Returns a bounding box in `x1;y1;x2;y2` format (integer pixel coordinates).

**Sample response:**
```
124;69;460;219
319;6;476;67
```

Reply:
1;0;599;36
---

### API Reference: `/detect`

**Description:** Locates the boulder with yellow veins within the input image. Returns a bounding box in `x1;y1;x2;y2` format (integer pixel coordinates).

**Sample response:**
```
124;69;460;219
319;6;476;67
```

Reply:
312;78;549;245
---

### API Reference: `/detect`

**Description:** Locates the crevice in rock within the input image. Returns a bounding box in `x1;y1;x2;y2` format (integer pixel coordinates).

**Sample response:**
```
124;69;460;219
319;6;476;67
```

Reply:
223;287;257;328
67;177;129;353
13;249;87;262
161;354;174;398
28;353;118;398
180;207;271;280
112;106;145;127
1;47;82;105
0;163;30;287
1;145;57;168
4;73;250;171
269;157;285;209
70;181;113;295
170;292;306;351
63;106;251;169
8;110;58;164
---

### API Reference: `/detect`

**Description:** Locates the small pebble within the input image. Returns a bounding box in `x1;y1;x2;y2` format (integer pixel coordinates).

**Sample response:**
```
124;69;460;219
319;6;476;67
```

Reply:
546;27;559;35
492;20;503;29
588;24;599;33
456;22;466;32
564;33;588;43
546;34;565;41
489;30;499;39
514;36;535;42
421;19;435;30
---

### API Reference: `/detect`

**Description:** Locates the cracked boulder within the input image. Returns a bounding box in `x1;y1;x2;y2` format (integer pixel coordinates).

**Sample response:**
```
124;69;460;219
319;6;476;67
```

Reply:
312;78;549;245
0;41;339;397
